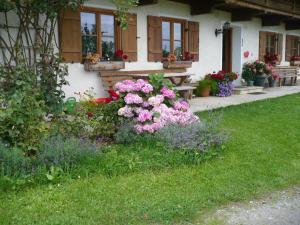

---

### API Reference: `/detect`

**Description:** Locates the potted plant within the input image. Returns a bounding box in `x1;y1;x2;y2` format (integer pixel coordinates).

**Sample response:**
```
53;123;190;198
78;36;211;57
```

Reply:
203;71;238;97
253;60;268;87
268;67;280;87
242;64;255;86
195;79;217;97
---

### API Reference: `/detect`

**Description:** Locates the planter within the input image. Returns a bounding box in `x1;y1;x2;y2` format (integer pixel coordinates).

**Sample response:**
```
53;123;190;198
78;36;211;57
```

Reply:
200;87;211;97
254;74;267;87
84;61;125;71
268;79;277;87
246;80;254;86
163;61;192;69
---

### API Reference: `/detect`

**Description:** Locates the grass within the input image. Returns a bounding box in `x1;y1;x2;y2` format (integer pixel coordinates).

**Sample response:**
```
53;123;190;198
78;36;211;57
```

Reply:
1;94;300;225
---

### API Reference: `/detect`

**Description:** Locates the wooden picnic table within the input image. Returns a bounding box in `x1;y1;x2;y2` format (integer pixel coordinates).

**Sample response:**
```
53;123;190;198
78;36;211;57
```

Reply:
132;73;193;86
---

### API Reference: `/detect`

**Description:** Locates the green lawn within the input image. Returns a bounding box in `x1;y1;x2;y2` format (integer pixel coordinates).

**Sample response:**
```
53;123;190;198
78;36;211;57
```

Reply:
1;94;300;225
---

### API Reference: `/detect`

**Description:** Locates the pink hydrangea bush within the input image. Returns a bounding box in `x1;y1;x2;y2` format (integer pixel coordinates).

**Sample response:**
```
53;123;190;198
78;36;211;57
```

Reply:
115;79;199;134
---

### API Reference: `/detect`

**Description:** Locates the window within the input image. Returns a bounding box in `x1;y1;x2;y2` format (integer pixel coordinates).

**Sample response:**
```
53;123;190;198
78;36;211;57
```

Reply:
265;32;278;55
60;7;137;63
259;31;283;62
286;35;300;61
161;18;183;59
80;10;116;60
81;12;97;56
101;14;115;59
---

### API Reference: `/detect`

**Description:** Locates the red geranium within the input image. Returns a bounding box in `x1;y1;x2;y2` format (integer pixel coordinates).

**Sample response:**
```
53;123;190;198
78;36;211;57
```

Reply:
108;89;120;100
122;54;128;60
115;49;123;58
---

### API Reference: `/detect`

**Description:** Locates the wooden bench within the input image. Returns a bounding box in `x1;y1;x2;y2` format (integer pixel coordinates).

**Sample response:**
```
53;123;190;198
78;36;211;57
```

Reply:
174;86;196;100
99;69;187;89
273;66;298;86
99;69;195;100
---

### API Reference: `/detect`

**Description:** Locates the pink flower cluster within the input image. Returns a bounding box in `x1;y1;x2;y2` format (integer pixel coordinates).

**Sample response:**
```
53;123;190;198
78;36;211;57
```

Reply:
161;86;176;99
115;79;199;133
115;79;153;94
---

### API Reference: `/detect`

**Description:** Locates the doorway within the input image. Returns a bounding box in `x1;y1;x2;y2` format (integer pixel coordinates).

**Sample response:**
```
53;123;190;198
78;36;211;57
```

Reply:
222;28;232;72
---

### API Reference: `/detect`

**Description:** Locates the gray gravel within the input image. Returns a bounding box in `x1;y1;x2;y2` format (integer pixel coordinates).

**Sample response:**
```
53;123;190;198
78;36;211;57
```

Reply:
207;186;300;225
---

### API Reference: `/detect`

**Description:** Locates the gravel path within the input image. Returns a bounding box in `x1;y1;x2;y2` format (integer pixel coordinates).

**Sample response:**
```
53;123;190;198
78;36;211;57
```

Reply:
205;186;300;225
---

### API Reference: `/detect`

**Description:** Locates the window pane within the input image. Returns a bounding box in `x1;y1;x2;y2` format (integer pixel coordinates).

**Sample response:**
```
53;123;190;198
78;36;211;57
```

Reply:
102;36;115;59
174;23;182;41
101;14;114;37
162;40;170;57
81;12;96;35
82;36;97;56
162;22;170;40
174;40;182;58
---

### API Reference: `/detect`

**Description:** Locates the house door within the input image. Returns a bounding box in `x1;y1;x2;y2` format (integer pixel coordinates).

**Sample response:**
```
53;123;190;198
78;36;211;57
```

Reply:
222;28;232;72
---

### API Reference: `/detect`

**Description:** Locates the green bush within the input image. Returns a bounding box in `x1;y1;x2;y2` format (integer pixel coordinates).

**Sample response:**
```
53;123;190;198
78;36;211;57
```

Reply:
0;85;46;151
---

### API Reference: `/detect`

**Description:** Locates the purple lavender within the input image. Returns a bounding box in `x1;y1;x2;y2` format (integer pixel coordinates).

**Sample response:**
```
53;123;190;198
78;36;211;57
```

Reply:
216;82;234;97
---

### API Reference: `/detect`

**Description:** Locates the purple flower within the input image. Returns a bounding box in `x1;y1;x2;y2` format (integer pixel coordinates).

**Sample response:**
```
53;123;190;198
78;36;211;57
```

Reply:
216;82;234;97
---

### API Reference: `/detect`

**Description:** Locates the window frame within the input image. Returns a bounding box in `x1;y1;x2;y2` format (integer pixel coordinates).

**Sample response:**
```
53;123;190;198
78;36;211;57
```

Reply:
80;6;120;59
287;35;300;60
161;17;186;58
264;31;279;55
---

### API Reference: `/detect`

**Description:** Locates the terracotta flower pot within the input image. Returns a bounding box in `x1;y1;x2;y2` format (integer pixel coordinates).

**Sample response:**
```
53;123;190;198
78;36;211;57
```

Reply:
201;87;211;97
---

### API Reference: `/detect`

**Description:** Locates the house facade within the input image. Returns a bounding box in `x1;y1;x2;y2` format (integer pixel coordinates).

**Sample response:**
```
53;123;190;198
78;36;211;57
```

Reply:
56;0;300;97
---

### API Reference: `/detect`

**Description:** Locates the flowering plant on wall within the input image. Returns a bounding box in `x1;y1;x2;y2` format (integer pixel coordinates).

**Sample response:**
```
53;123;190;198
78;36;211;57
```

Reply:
204;71;238;97
114;49;128;61
114;74;199;133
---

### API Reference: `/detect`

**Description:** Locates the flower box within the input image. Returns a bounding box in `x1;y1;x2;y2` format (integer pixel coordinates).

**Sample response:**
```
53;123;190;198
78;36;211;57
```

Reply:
163;61;192;69
84;61;125;71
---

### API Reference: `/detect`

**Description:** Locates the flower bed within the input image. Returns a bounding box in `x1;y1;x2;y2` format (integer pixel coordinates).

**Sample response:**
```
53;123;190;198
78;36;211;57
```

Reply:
115;75;199;133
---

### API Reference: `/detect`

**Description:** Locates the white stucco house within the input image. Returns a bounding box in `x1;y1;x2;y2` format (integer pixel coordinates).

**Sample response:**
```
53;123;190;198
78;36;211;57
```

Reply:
58;0;300;98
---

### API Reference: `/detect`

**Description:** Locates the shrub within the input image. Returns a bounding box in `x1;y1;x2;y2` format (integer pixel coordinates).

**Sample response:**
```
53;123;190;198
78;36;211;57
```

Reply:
37;136;100;170
0;83;46;151
114;123;138;145
115;75;199;134
155;120;225;152
0;143;34;177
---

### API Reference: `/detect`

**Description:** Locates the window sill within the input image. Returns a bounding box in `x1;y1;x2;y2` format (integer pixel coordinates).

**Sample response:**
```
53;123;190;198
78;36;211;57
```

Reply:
84;61;125;72
163;61;193;69
290;60;300;66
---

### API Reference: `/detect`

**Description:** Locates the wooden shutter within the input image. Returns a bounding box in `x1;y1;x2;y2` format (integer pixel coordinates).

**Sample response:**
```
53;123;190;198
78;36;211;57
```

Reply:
59;9;81;63
147;16;162;62
277;33;283;62
188;21;199;61
259;31;267;61
121;14;137;62
286;35;293;61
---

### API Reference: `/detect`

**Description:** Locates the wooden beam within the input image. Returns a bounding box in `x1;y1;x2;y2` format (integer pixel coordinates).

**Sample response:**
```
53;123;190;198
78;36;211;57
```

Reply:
138;0;158;6
225;0;300;19
190;0;216;15
231;9;254;22
261;15;285;26
285;20;300;30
